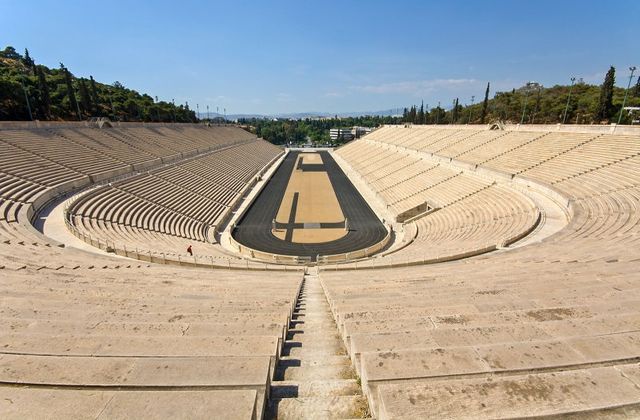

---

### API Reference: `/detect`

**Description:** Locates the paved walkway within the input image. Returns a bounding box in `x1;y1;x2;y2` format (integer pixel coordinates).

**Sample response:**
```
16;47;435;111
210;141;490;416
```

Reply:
36;191;129;259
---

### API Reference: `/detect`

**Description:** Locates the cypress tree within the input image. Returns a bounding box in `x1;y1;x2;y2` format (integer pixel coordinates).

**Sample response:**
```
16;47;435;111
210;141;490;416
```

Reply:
89;76;101;115
595;66;616;122
60;63;81;119
23;48;35;73
480;82;490;123
452;98;459;123
634;76;640;97
78;78;93;116
36;65;51;119
417;101;424;125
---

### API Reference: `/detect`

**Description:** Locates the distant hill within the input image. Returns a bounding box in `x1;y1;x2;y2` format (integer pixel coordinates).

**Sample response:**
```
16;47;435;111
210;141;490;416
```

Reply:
217;109;402;121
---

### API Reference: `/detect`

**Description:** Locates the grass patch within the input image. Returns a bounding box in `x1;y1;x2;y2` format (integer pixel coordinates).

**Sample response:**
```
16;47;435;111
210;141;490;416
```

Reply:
340;365;357;379
350;395;371;418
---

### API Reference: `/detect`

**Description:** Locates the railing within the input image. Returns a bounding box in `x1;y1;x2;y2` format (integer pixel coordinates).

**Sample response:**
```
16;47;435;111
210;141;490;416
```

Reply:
228;223;393;266
316;225;393;264
227;233;310;265
63;214;301;271
318;242;499;272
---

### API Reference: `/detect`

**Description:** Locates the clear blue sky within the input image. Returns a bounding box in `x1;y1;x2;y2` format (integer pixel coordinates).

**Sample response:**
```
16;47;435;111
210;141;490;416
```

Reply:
3;0;638;115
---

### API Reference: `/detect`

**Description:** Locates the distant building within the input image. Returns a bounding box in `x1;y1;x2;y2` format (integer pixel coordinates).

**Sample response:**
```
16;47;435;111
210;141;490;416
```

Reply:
329;128;354;141
516;81;543;93
352;126;373;138
623;107;640;125
329;126;373;141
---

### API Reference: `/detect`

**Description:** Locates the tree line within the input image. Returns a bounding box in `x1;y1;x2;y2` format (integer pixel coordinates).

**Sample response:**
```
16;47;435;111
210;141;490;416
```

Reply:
0;46;197;122
239;115;402;145
401;67;640;125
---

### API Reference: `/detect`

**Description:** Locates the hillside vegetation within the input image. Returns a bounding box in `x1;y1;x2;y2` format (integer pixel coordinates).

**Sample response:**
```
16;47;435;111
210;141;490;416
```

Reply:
402;71;640;126
0;46;196;122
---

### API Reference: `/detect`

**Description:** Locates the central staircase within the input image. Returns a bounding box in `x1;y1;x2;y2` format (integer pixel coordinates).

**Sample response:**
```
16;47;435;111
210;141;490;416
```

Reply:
265;268;370;419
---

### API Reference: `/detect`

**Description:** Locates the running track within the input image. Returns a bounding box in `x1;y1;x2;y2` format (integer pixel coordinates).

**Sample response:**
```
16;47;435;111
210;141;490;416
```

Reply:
232;151;387;259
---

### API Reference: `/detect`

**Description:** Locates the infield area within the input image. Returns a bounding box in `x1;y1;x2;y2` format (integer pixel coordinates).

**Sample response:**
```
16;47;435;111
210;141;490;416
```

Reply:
232;150;387;258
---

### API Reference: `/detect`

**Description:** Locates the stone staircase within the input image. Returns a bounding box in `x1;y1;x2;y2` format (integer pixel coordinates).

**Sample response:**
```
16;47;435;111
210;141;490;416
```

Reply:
266;268;370;419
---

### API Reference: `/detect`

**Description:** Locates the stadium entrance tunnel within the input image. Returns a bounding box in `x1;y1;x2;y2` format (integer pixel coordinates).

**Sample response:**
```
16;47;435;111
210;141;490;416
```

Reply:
231;151;388;262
